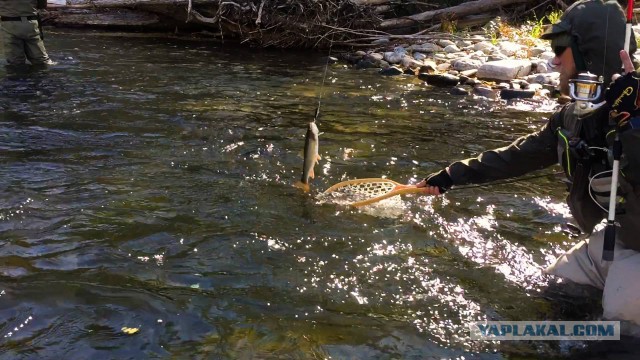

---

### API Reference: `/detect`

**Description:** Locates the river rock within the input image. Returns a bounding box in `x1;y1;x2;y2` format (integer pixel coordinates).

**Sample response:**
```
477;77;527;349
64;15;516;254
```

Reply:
436;63;451;72
473;85;498;99
498;41;521;57
356;58;379;69
438;39;456;47
500;89;535;100
473;41;495;54
409;43;441;53
413;52;427;61
419;73;460;87
444;45;461;54
452;58;483;71
379;65;404;76
477;59;532;81
450;87;470;96
460;69;478;78
383;47;407;64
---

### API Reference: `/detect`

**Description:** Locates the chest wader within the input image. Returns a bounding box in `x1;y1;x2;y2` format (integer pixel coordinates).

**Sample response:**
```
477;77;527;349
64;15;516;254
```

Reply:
555;106;609;237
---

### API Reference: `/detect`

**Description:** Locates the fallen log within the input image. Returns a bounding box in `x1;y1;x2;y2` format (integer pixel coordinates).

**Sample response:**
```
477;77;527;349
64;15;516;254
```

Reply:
380;0;536;30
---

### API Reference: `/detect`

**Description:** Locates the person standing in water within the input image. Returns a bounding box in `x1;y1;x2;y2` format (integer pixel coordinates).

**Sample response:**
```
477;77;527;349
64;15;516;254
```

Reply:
0;0;52;66
419;0;640;324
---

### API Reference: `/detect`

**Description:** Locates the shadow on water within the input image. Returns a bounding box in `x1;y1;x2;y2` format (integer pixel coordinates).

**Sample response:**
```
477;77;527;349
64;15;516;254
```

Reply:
0;30;638;359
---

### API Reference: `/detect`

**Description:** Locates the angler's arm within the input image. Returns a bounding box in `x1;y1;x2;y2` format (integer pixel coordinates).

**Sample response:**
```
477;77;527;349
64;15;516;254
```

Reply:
446;117;559;186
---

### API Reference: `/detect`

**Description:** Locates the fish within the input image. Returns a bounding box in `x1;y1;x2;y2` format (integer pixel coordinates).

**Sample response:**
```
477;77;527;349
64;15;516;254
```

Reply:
294;121;320;192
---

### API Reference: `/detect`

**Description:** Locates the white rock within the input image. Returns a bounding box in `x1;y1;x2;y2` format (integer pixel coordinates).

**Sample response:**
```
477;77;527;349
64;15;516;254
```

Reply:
434;53;448;61
473;41;495;54
413;52;427;61
438;39;456;47
437;63;451;72
409;43;441;53
529;47;546;57
498;41;522;57
539;51;556;61
452;58;483;71
477;59;532;81
444;45;461;54
383;47;407;64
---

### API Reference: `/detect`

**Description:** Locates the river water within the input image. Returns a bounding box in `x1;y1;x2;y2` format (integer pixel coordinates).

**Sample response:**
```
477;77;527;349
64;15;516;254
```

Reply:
0;31;637;359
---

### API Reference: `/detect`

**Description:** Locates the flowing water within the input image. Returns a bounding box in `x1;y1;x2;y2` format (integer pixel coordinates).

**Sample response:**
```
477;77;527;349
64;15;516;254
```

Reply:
0;31;637;359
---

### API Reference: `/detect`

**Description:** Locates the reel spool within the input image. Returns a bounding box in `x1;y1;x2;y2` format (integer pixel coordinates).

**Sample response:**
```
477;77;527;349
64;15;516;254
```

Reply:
568;72;604;115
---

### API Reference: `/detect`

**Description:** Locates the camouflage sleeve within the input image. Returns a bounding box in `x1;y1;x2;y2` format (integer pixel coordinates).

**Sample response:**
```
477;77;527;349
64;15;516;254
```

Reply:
446;112;561;185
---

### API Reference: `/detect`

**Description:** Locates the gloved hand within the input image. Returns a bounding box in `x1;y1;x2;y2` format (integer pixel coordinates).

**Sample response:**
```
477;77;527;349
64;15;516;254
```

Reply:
424;169;453;193
605;71;640;117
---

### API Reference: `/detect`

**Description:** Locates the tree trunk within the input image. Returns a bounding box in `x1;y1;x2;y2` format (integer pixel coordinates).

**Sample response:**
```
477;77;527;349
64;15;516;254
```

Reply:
380;0;536;30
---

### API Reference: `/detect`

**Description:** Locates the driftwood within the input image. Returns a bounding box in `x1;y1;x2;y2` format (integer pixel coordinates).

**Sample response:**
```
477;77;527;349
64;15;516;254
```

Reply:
44;0;562;48
380;0;536;30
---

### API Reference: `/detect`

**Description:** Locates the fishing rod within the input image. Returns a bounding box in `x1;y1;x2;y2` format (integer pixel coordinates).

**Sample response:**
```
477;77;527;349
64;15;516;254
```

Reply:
602;0;634;261
447;171;564;192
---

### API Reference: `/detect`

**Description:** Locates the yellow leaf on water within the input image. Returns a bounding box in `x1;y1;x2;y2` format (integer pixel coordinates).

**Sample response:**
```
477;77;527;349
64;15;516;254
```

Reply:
121;327;140;335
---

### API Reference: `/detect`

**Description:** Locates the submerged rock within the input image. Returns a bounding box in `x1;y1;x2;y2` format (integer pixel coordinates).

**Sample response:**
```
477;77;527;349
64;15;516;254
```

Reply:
500;89;535;100
418;73;460;87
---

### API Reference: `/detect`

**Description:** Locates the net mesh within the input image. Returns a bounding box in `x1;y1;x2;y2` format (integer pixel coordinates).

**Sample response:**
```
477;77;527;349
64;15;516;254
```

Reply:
318;180;396;206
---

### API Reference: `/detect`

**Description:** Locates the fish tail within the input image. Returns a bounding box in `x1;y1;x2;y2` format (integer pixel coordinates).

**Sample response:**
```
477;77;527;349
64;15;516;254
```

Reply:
294;181;310;193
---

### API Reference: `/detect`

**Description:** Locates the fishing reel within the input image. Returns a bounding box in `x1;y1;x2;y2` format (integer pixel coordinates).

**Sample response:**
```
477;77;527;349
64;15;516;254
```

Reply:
568;72;605;115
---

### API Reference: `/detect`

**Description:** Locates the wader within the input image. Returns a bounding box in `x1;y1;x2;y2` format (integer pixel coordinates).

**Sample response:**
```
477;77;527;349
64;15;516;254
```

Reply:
0;15;49;65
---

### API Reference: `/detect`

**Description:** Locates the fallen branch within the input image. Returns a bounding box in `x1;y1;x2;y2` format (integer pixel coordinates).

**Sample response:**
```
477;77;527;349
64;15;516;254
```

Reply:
380;0;535;30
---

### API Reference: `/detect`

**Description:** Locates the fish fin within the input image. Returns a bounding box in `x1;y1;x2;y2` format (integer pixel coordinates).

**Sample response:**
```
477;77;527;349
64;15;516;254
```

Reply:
315;154;321;162
294;181;310;193
309;168;315;179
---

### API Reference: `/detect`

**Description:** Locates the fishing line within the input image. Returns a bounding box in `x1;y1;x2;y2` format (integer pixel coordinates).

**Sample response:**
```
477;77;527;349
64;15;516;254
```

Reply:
314;31;335;122
446;171;564;192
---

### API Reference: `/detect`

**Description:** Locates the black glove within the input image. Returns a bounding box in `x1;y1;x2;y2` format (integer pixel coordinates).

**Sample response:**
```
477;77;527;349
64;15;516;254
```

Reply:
424;169;453;193
605;71;640;117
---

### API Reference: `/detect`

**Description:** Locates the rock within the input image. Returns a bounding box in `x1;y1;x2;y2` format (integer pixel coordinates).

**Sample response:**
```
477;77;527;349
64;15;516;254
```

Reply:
539;51;556;61
450;86;470;96
444;45;461;53
356;58;379;69
367;52;384;61
500;89;535;100
465;78;483;87
409;43;441;53
436;62;451;72
452;58;483;71
419;63;437;74
488;53;508;61
473;41;495;54
477;59;532;81
341;52;363;64
438;39;456;47
401;55;422;68
379;66;404;76
473;85;498;99
498;41;522;57
327;56;339;64
413;52;427;61
383;47;407;64
529;47;546;57
419;73;460;87
527;83;543;91
460;69;478;78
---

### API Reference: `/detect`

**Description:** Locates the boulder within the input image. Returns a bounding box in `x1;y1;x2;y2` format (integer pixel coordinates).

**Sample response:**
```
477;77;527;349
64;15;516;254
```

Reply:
477;59;532;81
